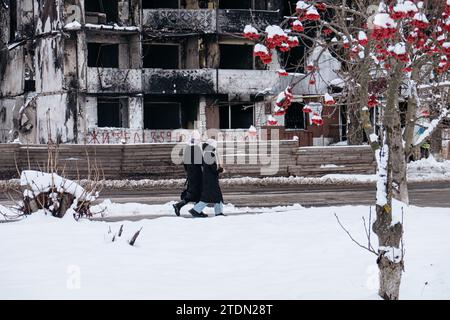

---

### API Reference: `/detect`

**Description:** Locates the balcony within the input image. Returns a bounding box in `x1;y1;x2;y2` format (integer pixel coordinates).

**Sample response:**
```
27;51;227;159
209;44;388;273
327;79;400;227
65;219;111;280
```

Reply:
216;69;279;95
86;68;142;93
142;69;216;94
217;9;280;33
142;68;283;95
142;9;216;34
142;9;280;34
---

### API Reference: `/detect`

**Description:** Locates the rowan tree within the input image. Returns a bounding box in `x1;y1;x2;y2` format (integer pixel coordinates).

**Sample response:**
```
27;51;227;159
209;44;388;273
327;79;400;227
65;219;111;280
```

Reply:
244;0;450;299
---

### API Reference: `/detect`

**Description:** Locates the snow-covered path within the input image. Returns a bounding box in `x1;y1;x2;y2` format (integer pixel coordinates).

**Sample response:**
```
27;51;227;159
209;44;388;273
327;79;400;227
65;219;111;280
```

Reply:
0;204;449;299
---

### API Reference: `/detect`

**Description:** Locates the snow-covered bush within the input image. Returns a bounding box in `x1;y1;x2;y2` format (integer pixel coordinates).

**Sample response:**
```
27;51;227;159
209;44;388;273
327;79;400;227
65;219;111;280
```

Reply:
20;170;99;219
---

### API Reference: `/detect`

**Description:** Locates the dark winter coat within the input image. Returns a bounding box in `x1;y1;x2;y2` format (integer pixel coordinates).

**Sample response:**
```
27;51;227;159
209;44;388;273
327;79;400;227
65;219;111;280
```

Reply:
181;144;203;203
200;145;224;204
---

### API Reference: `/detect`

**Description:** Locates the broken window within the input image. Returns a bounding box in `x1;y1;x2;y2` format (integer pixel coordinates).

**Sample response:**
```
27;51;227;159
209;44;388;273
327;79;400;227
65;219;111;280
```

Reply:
254;0;269;10
219;102;254;129
142;0;179;9
219;0;252;9
97;98;128;128
285;102;306;129
219;44;253;70
144;96;198;129
144;102;181;129
87;43;119;68
85;0;118;23
24;80;35;92
9;0;17;42
281;46;306;73
143;44;180;69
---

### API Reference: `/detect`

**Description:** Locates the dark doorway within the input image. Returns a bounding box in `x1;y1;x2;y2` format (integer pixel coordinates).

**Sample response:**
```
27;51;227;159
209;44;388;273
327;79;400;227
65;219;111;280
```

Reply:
144;103;181;129
142;0;179;9
87;43;119;68
285;102;306;129
144;95;198;129
97;98;127;128
143;44;180;69
9;0;17;42
85;0;118;22
219;0;252;9
219;44;253;70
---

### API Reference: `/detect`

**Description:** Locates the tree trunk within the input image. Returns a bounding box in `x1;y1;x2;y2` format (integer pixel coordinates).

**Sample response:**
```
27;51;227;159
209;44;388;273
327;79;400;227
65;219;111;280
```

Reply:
372;63;406;300
404;70;420;161
373;203;404;300
347;105;364;145
377;252;403;300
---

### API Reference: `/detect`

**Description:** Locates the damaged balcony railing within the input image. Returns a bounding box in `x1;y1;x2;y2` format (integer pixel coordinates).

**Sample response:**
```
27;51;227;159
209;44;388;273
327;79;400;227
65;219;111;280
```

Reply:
217;9;280;34
142;9;216;33
142;8;280;34
87;68;142;93
142;69;287;95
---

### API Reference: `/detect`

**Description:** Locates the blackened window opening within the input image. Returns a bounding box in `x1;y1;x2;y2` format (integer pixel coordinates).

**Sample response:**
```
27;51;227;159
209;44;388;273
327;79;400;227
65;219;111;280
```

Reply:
219;0;252;9
85;0;118;22
142;0;179;9
87;43;119;68
285;102;306;129
220;103;254;129
281;46;305;73
97;98;123;128
219;44;253;70
143;44;179;69
144;103;181;129
9;0;17;42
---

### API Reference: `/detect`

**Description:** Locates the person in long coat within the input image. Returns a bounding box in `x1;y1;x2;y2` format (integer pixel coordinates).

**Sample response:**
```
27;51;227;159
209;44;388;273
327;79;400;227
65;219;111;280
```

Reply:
173;132;203;216
189;139;225;217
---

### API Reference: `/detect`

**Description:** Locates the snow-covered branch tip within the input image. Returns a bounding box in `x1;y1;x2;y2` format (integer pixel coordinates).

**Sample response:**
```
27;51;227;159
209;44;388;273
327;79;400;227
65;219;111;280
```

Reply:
414;108;450;147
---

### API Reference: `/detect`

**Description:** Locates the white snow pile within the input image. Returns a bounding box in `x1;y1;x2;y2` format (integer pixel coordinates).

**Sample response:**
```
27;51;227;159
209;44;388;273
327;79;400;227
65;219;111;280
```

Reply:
407;156;450;180
0;204;21;222
265;25;287;39
84;23;139;32
1;203;449;299
244;25;258;34
91;199;304;219
63;21;82;30
21;170;95;202
373;13;397;28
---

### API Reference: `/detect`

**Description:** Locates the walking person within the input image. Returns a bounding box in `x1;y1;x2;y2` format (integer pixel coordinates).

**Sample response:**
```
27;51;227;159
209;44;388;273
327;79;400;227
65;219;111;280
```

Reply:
173;131;205;217
189;139;226;218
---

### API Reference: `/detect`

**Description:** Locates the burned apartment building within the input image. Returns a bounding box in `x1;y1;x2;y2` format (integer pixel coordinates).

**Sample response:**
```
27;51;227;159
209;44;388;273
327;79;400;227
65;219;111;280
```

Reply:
0;0;345;145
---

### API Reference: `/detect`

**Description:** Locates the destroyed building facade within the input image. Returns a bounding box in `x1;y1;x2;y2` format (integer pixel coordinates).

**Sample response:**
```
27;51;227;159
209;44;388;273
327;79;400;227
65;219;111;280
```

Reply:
1;0;346;145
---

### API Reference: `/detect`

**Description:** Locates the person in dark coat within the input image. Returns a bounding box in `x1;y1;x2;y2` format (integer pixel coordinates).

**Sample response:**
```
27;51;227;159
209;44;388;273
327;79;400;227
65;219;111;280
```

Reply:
173;132;204;216
189;139;225;217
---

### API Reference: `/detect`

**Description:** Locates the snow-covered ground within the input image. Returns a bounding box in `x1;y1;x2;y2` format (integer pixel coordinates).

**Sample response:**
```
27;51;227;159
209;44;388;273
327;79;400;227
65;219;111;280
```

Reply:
1;203;449;299
1;156;449;192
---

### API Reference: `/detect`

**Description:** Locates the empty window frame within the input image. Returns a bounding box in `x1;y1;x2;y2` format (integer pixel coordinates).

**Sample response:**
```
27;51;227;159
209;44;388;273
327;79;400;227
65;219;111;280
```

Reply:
285;102;306;129
281;46;306;73
219;44;254;70
87;43;119;68
219;0;252;9
142;0;179;9
97;98;128;128
144;102;181;129
143;44;180;69
9;0;17;42
85;0;118;23
219;103;254;129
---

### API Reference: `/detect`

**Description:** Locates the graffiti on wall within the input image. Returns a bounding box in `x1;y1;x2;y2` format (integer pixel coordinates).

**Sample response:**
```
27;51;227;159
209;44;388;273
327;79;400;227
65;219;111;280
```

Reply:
87;128;261;144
